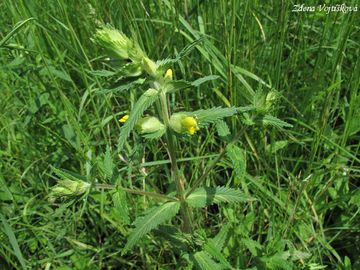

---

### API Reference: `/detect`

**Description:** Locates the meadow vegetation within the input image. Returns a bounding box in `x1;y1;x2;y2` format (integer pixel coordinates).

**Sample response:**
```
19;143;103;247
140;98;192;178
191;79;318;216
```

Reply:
0;1;359;269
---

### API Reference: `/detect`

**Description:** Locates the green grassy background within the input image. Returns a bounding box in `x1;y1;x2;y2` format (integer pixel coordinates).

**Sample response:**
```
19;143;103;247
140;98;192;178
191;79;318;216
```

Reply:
0;0;359;269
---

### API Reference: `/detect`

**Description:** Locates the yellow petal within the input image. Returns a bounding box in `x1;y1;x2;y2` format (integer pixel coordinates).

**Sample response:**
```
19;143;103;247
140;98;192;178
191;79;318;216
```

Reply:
119;115;129;123
164;69;173;80
181;116;199;135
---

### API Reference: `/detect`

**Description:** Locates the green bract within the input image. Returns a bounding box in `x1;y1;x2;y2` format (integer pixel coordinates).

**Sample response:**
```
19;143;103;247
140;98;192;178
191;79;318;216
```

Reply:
94;26;145;63
135;116;164;134
141;56;158;78
49;179;90;202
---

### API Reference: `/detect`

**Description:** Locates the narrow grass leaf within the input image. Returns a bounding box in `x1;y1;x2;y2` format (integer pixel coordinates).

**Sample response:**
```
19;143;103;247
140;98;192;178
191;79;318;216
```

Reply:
191;75;219;87
0;18;35;47
231;65;272;89
46;66;73;82
156;37;204;72
97;78;146;94
51;167;87;182
0;214;27;270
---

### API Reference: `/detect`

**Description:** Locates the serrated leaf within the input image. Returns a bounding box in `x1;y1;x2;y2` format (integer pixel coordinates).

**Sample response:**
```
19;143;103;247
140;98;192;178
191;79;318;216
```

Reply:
308;263;327;270
265;140;288;154
164;80;191;93
237;105;256;113
212;224;230;251
241;112;255;126
292;250;311;261
216;120;230;137
123;201;180;254
262;115;293;128
153;225;190;253
191;75;219;87
112;189;129;224
88;69;116;77
242;238;262;256
186;186;252;208
266;254;293;270
192;251;223;270
117;88;159;150
204;239;232;269
226;144;246;179
156;57;178;71
186;107;237;128
103;145;114;180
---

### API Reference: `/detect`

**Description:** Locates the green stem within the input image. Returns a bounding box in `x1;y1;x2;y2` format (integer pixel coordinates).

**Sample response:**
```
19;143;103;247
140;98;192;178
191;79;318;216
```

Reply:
95;184;178;202
159;91;192;233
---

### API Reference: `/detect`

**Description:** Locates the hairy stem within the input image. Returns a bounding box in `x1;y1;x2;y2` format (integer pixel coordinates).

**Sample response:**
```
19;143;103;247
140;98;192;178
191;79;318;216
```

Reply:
95;184;178;201
159;91;192;233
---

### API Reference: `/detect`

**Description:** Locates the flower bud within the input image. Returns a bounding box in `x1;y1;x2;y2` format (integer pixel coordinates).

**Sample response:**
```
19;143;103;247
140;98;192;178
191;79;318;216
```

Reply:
141;57;158;77
135;116;164;134
164;69;173;80
265;90;278;111
169;113;200;135
94;26;145;63
49;179;90;201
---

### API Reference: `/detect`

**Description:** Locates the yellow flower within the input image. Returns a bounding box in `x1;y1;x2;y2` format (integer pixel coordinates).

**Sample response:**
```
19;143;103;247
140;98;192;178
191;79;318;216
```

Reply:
119;115;129;123
164;69;173;80
169;113;200;135
181;116;199;135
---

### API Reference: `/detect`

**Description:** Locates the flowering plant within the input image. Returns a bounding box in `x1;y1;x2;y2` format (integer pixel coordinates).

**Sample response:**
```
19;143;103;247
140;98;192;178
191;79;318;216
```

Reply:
50;25;291;267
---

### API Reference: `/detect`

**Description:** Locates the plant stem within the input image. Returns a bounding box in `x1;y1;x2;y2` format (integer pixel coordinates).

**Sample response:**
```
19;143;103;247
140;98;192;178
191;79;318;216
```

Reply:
159;91;192;233
95;184;178;201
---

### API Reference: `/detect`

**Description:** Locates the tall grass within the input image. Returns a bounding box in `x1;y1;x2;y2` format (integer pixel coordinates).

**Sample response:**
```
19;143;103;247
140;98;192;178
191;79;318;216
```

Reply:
0;0;359;269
